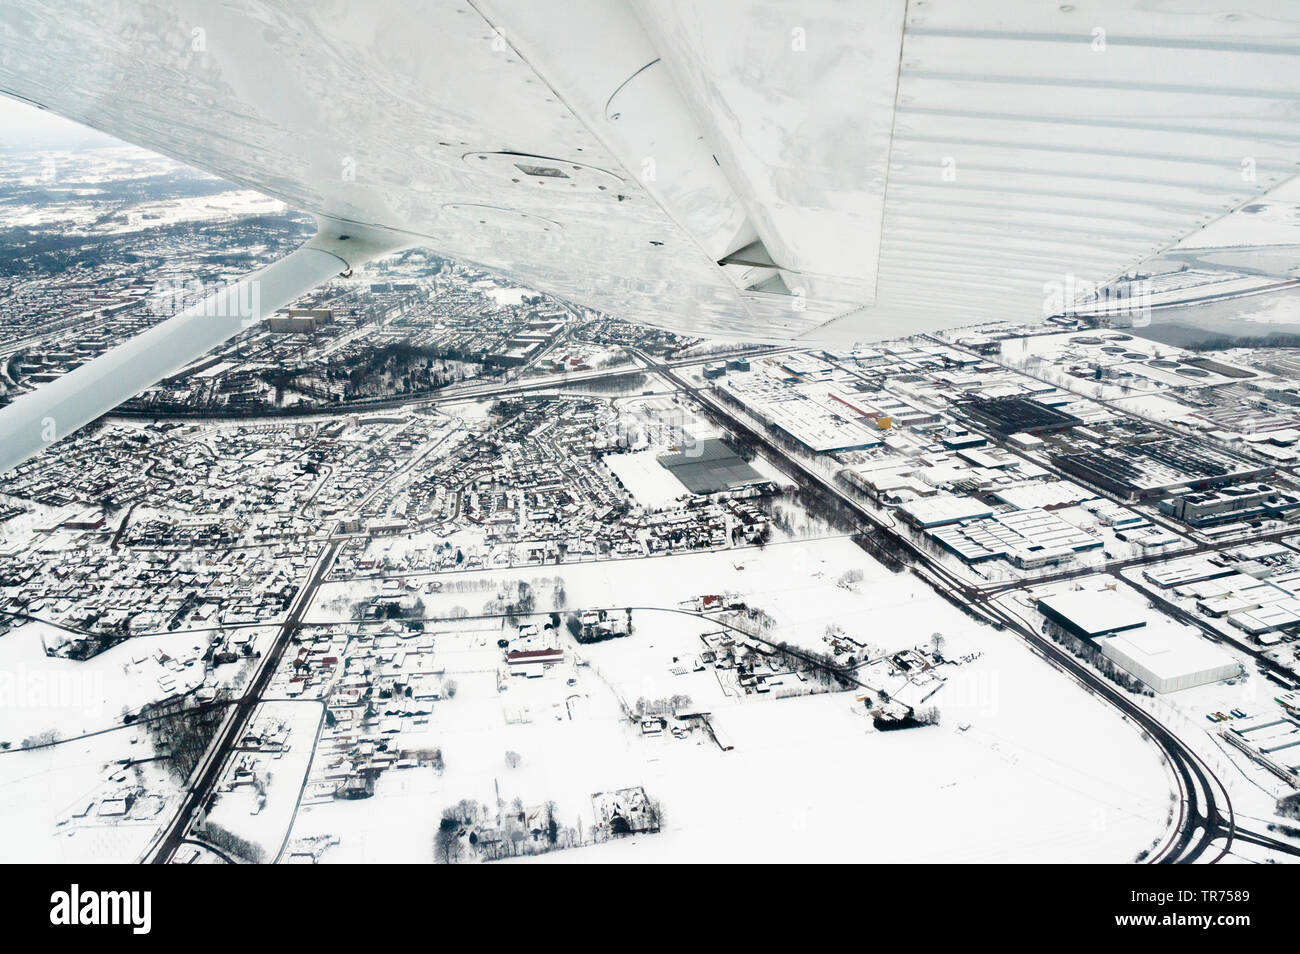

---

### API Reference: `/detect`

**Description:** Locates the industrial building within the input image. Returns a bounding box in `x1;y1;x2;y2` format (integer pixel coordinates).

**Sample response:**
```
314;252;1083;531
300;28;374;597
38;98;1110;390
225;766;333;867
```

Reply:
656;439;766;496
1158;482;1300;527
1053;437;1272;499
1037;590;1147;639
991;480;1095;510
716;373;885;453
1142;556;1239;589
1220;713;1300;787
957;396;1082;436
1037;586;1239;692
267;307;333;334
932;508;1102;567
1172;550;1300;640
938;424;986;450
1097;625;1239;693
898;494;995;529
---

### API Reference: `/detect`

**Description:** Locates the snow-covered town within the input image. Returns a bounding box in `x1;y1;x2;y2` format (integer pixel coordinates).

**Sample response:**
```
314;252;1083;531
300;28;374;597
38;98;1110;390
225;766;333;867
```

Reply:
1;146;1297;869
2;11;1300;925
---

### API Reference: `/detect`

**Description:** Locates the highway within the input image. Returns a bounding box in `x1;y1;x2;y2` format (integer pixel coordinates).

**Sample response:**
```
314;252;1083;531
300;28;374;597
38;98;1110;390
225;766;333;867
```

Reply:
146;405;461;862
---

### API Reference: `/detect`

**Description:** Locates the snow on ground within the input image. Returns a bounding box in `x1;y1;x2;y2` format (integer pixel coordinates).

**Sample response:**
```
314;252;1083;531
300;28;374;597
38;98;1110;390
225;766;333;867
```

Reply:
289;763;444;863
0;728;164;863
304;620;1173;863
0;620;278;862
1002;575;1300;858
1109;394;1207;427
297;539;1174;863
600;393;793;510
353;537;981;657
603;449;691;509
482;286;527;307
203;700;322;862
571;608;1170;862
0;621;209;742
747;452;795;489
524;690;1170;863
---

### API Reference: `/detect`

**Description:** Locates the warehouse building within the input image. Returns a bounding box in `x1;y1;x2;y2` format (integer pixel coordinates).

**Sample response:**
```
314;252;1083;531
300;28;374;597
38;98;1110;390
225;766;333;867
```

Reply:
1097;625;1239;693
957;396;1082;435
715;374;885;453
1037;590;1147;639
1143;557;1238;589
898;494;995;529
931;508;1102;567
1220;713;1300;786
1038;587;1239;692
1053;437;1271;499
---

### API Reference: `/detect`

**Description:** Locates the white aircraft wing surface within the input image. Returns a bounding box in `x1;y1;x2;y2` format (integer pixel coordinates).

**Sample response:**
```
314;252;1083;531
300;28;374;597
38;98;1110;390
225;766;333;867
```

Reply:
1;1;1300;470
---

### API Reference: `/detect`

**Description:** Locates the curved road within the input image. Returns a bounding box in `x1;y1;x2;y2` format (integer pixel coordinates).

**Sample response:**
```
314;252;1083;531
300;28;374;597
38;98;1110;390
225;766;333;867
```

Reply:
635;348;1300;864
129;345;1300;864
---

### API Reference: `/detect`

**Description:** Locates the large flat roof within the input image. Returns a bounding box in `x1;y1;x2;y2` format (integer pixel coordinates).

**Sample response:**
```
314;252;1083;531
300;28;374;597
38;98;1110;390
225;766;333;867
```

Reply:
1037;589;1146;638
656;438;765;495
1099;623;1238;686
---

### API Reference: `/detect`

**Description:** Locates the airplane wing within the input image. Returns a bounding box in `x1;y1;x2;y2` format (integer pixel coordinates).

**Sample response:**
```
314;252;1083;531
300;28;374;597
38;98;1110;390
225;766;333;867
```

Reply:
0;224;408;475
1;0;1300;468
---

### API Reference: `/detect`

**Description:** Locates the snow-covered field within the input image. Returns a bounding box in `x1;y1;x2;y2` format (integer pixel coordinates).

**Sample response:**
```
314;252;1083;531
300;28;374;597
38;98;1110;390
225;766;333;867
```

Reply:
0;729;166;863
0;619;284;862
603;449;691;508
299;624;1173;862
316;536;965;653
203;700;322;863
0;621;211;742
295;537;1174;863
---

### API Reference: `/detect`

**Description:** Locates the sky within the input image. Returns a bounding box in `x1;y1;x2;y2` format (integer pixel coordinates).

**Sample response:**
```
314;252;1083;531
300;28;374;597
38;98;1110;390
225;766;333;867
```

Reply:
0;94;117;150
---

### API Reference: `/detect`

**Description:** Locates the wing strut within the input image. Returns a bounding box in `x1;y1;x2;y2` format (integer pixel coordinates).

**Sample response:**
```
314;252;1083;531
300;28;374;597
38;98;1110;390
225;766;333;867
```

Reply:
0;218;413;475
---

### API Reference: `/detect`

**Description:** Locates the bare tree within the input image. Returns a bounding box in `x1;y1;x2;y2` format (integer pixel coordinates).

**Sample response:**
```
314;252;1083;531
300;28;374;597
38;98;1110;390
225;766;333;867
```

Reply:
545;801;559;845
434;821;463;864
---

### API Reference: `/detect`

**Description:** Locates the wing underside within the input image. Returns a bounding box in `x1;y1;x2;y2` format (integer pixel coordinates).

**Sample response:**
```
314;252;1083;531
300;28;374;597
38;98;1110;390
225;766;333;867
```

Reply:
0;0;1298;345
